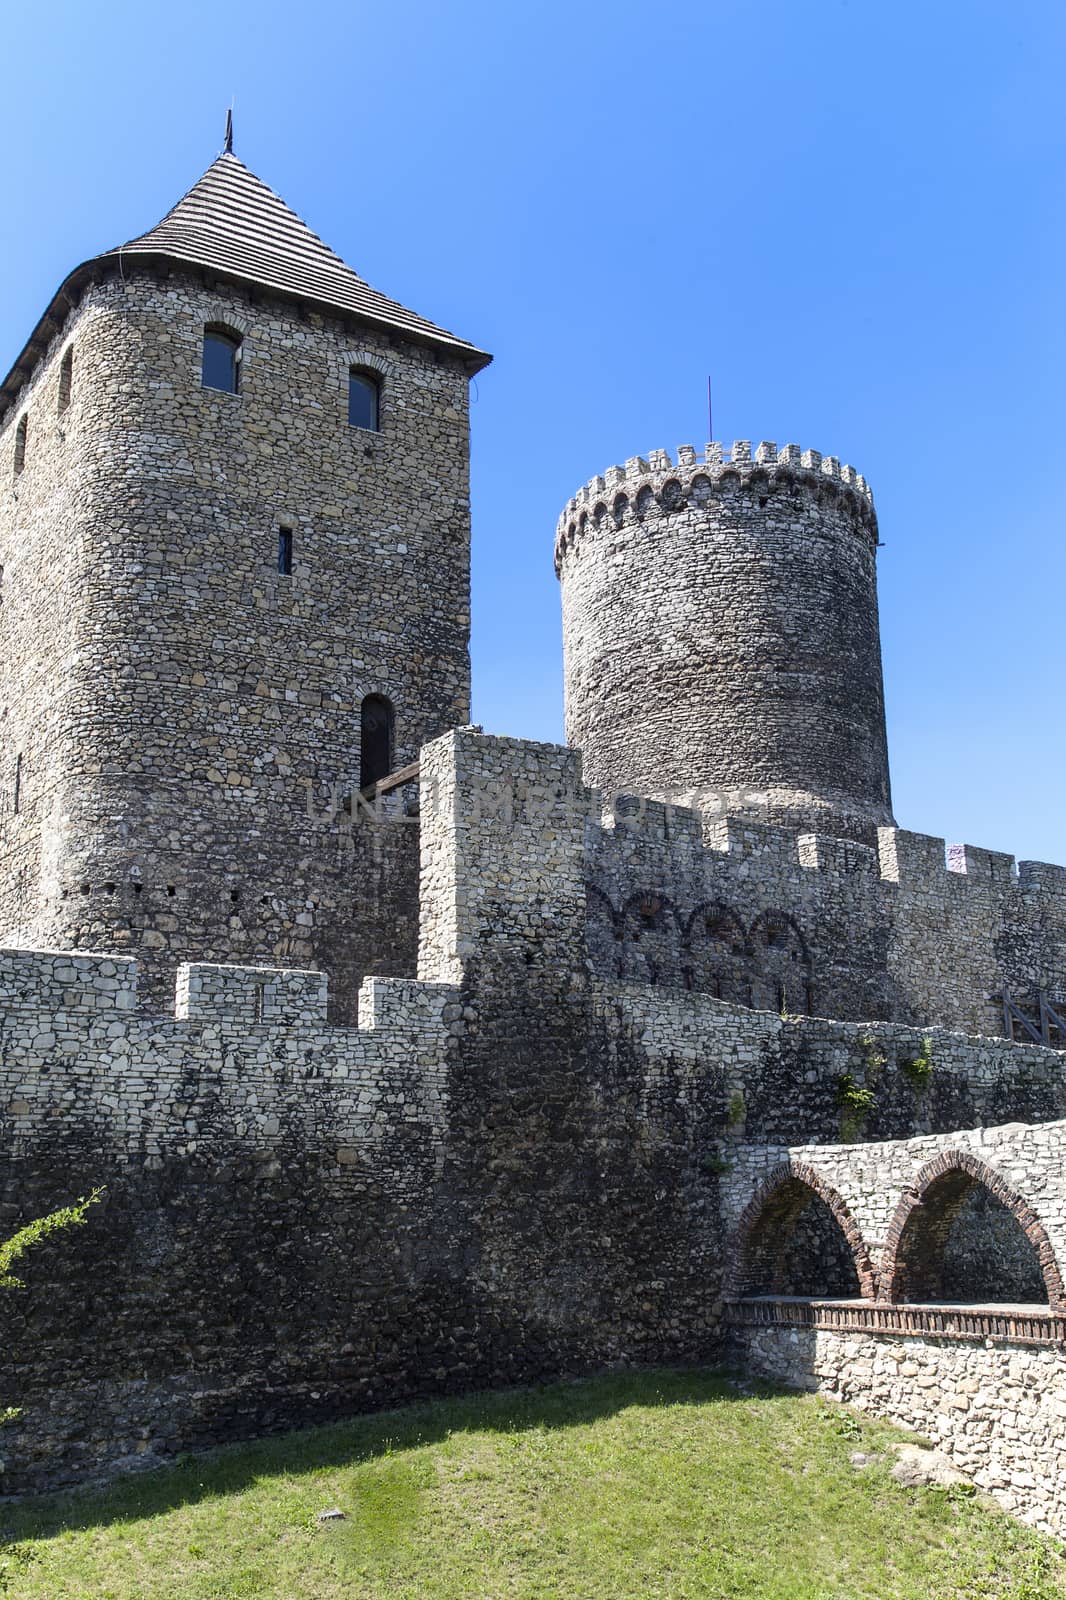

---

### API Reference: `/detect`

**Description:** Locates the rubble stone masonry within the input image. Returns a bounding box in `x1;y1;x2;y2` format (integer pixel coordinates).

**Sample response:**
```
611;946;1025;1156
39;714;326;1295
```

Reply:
0;729;1064;1539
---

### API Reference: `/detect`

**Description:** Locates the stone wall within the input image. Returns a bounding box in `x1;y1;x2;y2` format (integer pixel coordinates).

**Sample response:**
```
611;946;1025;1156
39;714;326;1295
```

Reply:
418;726;587;985
581;775;1066;1038
602;985;1066;1147
0;948;464;1491
879;828;1066;1036
3;727;1066;1510
586;804;890;1022
0;265;471;1019
733;1323;1066;1538
0;935;731;1492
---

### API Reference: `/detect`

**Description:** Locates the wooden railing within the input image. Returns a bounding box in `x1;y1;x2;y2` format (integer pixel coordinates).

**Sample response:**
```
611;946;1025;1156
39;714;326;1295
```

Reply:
995;985;1066;1049
725;1296;1066;1346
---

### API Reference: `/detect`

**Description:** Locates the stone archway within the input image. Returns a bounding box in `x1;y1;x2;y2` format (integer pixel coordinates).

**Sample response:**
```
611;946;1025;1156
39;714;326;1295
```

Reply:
727;1161;877;1300
881;1150;1065;1308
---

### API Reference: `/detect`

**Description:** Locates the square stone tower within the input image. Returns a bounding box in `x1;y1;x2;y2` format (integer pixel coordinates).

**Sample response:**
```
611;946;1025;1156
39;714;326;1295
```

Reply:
0;145;491;1018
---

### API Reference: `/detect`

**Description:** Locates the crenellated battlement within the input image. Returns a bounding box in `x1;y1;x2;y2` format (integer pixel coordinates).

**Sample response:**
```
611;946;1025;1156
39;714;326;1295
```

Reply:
596;793;884;881
175;962;330;1026
876;827;1066;896
554;440;875;573
596;806;1066;906
600;792;706;848
0;947;459;1038
0;949;140;1014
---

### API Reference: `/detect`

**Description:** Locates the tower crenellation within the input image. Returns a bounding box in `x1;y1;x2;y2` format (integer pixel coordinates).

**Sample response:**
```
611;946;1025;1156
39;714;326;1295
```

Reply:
555;439;873;569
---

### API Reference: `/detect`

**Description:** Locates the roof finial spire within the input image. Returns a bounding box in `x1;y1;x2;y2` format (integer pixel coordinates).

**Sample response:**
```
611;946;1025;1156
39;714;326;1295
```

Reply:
224;106;234;155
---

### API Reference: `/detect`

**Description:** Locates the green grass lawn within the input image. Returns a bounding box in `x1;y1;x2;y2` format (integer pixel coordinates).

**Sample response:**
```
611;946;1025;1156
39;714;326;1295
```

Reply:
1;1369;1062;1599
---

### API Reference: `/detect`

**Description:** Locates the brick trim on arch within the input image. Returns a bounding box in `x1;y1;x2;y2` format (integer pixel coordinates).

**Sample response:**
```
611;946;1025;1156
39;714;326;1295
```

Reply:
881;1149;1065;1310
726;1160;878;1300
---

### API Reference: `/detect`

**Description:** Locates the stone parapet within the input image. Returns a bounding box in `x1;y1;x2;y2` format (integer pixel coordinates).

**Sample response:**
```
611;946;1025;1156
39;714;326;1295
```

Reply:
175;962;329;1025
555;440;874;574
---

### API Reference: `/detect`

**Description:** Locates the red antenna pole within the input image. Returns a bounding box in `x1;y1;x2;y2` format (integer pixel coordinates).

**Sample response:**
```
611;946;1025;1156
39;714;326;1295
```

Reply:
707;375;713;441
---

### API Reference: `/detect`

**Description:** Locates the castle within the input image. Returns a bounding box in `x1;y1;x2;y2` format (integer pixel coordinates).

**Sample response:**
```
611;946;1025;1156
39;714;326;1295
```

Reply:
1;138;1064;1533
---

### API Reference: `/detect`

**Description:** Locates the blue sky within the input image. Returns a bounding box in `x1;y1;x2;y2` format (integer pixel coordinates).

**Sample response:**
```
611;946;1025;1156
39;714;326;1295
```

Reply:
3;0;1063;862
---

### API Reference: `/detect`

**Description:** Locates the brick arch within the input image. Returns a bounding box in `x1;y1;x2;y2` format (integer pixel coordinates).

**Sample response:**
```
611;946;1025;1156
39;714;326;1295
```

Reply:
585;882;618;924
683;901;751;1003
616;891;683;987
726;1160;877;1300
881;1150;1065;1309
749;909;811;967
619;891;682;932
749;909;813;1014
684;900;747;951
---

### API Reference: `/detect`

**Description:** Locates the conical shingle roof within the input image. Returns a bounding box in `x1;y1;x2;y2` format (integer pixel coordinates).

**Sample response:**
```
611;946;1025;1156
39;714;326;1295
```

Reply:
2;149;491;418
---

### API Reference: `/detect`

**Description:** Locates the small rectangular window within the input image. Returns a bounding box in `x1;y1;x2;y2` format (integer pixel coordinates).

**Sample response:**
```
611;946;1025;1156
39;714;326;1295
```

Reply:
278;526;293;576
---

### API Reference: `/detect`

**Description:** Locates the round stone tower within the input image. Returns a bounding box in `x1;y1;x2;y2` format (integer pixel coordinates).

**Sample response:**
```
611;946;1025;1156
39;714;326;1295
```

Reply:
555;441;894;844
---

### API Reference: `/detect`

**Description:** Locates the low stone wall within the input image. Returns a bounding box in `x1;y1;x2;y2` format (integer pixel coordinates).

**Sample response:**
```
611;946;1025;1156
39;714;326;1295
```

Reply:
733;1320;1066;1538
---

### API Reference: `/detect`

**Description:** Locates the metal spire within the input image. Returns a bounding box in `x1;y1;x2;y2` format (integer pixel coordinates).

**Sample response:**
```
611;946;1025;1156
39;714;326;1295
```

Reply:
224;107;234;155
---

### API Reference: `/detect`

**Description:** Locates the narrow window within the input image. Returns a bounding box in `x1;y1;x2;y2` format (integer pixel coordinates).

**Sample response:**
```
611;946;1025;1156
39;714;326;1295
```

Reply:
12;754;21;815
58;348;73;412
348;368;380;431
278;526;293;576
202;327;241;394
360;694;394;789
13;416;27;475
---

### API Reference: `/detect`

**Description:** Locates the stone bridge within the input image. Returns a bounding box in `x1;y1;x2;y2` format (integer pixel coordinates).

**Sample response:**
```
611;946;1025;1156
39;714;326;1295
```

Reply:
722;1118;1066;1535
724;1118;1066;1317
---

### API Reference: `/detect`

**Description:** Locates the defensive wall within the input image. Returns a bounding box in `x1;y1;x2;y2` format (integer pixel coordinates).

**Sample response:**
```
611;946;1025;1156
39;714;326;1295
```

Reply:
2;731;1064;1528
582;772;1066;1038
